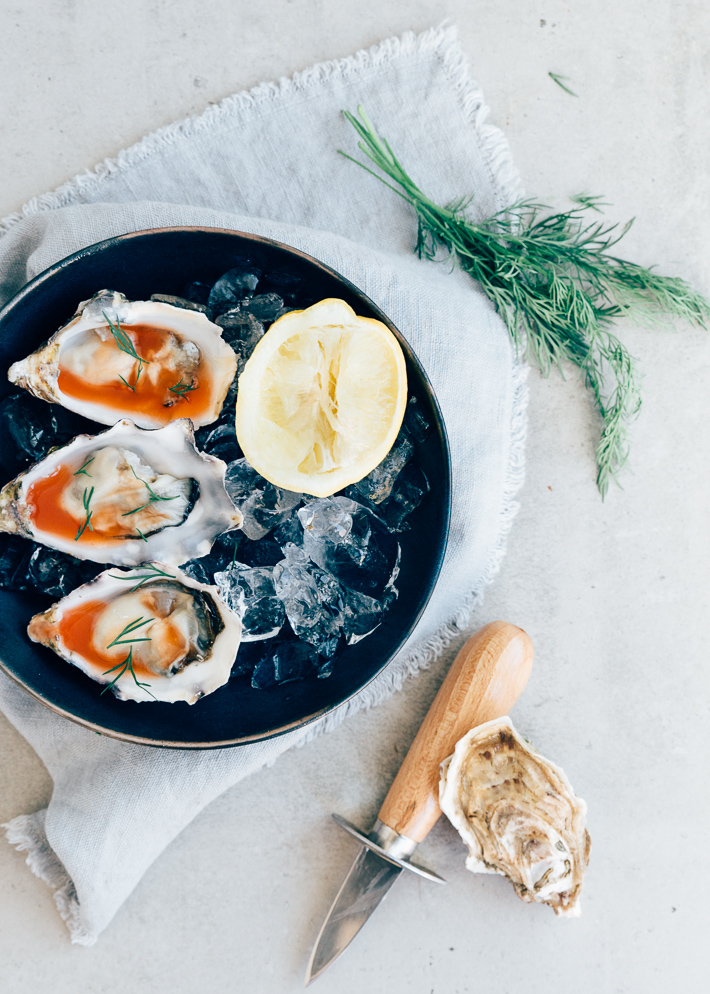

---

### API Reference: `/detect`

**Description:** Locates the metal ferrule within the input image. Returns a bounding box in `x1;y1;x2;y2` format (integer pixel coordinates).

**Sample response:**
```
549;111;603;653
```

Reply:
369;820;418;860
331;813;445;884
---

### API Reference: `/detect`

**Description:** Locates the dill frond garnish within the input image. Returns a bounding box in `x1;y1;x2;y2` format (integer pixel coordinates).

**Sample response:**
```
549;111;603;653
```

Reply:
100;646;157;699
105;615;154;648
74;486;94;540
103;310;151;392
101;618;157;699
549;72;578;97
168;379;198;401
73;456;94;478
108;564;173;592
121;465;179;520
340;106;710;495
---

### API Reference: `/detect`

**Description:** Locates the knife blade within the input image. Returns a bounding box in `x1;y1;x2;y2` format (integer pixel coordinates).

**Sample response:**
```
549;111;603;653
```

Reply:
305;620;534;985
306;847;402;984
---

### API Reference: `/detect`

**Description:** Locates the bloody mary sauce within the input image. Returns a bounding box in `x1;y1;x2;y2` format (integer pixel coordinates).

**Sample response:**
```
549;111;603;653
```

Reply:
57;598;154;679
25;462;143;545
57;324;214;424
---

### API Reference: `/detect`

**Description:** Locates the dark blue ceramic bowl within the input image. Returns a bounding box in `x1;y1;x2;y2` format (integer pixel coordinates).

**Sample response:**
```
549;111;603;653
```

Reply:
0;228;450;747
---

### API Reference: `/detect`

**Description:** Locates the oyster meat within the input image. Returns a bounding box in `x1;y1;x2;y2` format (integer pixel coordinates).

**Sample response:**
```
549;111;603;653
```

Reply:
28;563;242;703
8;290;238;429
439;717;590;917
0;419;242;566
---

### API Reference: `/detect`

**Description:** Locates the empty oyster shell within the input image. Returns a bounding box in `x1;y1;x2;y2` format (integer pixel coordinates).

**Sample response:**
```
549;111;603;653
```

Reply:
439;717;590;917
28;563;242;703
0;418;242;566
8;290;238;429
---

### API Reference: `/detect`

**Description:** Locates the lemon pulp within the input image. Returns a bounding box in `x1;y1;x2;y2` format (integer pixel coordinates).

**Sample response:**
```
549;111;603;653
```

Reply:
235;299;408;497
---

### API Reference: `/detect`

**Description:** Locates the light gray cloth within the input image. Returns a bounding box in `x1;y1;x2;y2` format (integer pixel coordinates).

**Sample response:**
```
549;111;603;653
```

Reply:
0;24;526;943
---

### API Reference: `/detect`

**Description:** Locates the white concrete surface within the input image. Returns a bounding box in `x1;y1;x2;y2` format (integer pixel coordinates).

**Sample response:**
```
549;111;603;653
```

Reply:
0;2;708;992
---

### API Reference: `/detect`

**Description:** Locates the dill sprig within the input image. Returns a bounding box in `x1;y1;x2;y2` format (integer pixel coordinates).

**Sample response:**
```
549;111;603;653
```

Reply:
101;615;156;699
121;465;179;518
118;366;143;393
549;72;578;97
105;615;154;648
73;456;94;478
340;106;710;496
108;564;173;592
168;379;198;401
103;310;150;392
100;646;157;699
74;486;94;540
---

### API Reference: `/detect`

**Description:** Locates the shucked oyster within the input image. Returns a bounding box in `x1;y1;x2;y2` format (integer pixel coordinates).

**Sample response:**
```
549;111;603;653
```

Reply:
440;717;590;917
28;563;242;703
0;418;242;566
8;290;238;429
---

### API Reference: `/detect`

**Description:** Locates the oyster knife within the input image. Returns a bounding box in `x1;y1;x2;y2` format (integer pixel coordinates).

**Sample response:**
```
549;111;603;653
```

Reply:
305;620;534;985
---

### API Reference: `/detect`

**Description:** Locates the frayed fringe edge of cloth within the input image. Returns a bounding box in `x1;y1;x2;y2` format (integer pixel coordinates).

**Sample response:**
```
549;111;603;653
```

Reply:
2;813;95;945
0;22;527;945
0;22;522;234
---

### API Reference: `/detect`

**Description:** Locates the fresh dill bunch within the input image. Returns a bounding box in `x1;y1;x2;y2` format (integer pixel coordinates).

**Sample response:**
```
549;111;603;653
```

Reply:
340;106;710;496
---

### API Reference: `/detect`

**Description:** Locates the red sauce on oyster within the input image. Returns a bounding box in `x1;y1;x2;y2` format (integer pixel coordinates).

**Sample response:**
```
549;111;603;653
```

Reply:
57;324;215;424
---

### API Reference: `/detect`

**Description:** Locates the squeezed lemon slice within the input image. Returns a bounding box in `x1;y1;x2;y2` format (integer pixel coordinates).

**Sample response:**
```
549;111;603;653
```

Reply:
235;298;408;497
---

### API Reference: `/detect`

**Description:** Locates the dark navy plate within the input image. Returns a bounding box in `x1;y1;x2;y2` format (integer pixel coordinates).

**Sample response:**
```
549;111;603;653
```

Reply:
0;228;450;747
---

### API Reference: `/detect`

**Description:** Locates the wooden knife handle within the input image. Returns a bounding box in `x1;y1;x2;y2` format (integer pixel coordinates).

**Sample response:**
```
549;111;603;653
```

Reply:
377;620;533;844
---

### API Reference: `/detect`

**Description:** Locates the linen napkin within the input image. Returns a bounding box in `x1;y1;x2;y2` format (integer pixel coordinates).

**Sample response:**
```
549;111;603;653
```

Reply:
0;23;526;944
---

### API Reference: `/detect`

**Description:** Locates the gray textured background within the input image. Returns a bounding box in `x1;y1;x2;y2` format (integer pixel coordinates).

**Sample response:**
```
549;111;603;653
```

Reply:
1;2;708;992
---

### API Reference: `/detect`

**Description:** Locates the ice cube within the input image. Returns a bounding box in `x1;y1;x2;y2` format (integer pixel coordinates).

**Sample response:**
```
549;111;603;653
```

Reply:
272;507;304;549
181;281;212;306
224;458;262;501
241;293;285;323
239;485;302;541
180;559;214;586
340;587;386;644
298;497;400;598
348;433;414;504
251;640;321;689
260;270;303;292
208;266;261;315
214;565;285;641
198;530;242;574
272;557;342;653
401;395;431;443
237;537;285;568
0;535;34;591
0;391;94;481
230;639;271;679
199;423;241;463
379;464;431;531
150;293;206;313
26;546;101;598
225;458;303;540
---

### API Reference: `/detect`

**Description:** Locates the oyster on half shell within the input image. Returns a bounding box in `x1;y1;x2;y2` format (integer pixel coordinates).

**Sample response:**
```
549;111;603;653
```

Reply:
439;717;591;917
8;290;238;429
0;418;242;566
28;563;242;703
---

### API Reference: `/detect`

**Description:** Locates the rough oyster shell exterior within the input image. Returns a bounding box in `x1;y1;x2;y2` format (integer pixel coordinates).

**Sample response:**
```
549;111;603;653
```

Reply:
439;717;590;917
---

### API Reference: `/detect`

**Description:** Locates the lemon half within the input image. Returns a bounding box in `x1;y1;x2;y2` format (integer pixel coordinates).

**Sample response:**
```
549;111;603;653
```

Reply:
235;298;408;497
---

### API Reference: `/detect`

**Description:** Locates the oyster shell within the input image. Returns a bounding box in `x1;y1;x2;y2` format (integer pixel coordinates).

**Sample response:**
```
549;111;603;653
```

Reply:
0;418;242;566
28;563;242;703
439;717;590;917
8;290;238;429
